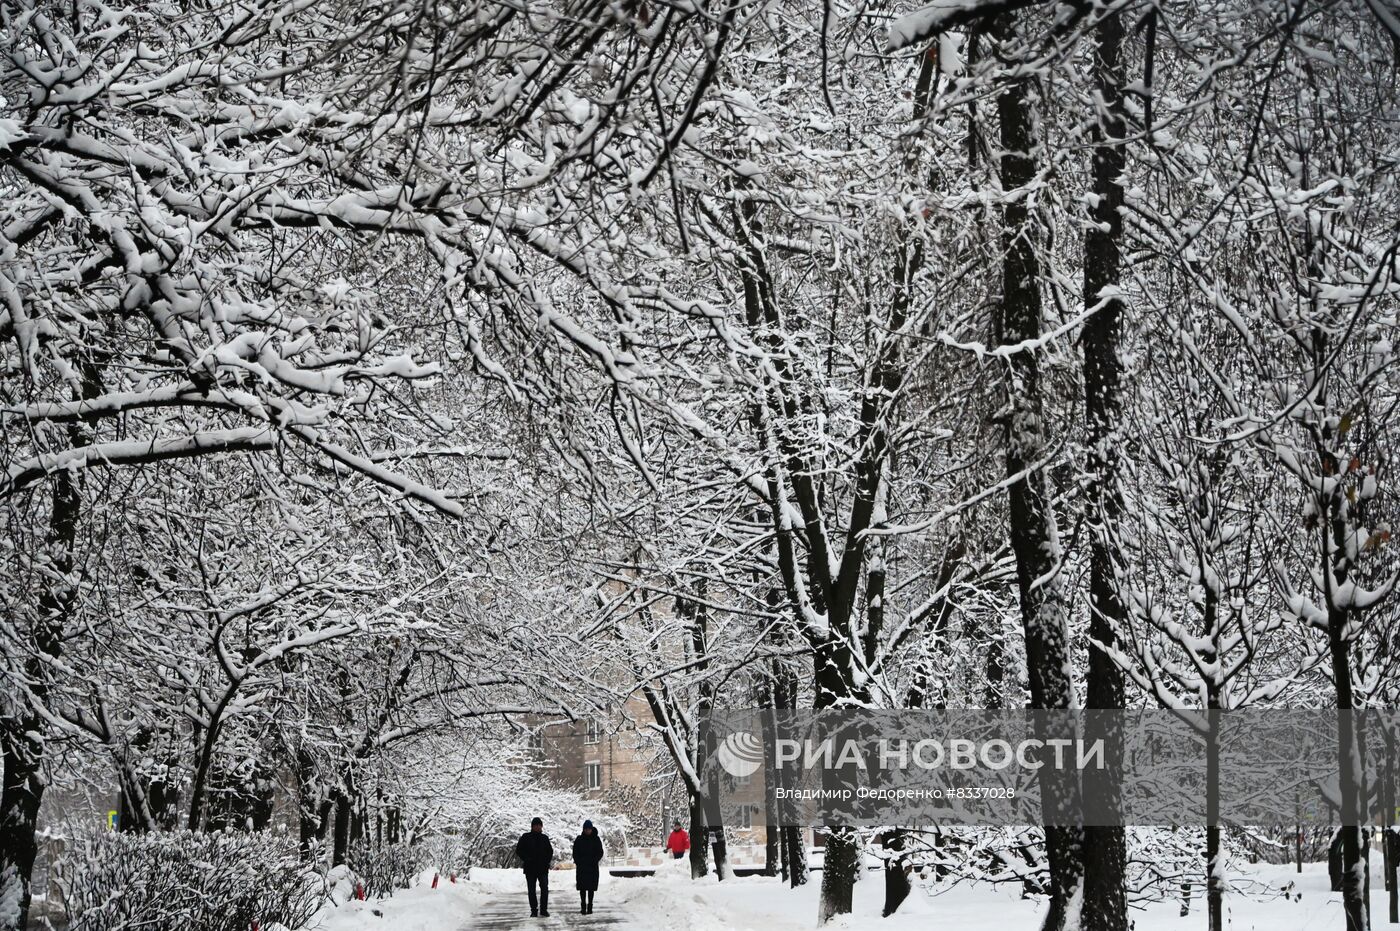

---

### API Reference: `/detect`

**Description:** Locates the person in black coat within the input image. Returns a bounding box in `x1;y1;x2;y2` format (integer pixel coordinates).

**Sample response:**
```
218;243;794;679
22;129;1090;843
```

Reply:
515;817;554;917
572;819;605;914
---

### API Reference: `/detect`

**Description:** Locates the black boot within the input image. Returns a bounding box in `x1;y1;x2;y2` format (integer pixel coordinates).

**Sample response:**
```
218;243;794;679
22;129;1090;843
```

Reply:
581;892;588;914
587;890;595;914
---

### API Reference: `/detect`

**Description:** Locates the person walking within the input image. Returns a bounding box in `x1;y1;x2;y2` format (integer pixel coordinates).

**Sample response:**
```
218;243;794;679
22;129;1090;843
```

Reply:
665;820;690;860
572;819;605;914
515;816;553;917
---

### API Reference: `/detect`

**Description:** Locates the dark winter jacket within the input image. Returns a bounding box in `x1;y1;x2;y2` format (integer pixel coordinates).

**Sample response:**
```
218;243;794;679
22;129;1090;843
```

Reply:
516;830;554;875
572;832;605;891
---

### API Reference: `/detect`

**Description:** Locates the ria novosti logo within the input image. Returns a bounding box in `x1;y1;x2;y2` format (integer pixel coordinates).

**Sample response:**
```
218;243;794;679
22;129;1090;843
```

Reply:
717;731;765;778
716;729;1107;776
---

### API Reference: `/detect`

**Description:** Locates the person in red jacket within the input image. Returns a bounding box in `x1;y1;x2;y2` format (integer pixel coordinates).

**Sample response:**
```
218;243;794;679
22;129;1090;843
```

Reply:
665;820;690;860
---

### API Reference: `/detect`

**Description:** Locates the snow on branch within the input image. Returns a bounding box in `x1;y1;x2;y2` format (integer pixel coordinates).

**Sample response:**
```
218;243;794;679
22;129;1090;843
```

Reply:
887;0;1034;51
1;428;275;496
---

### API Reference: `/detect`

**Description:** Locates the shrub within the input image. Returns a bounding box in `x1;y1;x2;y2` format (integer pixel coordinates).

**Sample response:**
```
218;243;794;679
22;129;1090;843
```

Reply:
424;834;467;877
58;830;325;931
345;839;424;898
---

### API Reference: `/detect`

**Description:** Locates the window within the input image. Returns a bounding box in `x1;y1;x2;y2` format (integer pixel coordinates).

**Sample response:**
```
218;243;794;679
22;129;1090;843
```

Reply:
526;730;543;757
585;762;602;790
584;718;601;745
735;804;753;830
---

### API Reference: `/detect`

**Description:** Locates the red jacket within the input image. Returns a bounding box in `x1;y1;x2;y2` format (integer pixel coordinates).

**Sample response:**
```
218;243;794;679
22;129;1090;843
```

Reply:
666;828;690;854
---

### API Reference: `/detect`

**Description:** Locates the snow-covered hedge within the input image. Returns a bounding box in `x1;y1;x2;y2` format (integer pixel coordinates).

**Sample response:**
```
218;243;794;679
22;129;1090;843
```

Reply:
346;839;425;898
58;830;326;931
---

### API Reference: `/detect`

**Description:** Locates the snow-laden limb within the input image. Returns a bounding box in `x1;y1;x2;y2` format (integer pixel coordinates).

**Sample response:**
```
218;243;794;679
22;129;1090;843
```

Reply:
286;426;465;517
1;427;275;495
887;0;1031;51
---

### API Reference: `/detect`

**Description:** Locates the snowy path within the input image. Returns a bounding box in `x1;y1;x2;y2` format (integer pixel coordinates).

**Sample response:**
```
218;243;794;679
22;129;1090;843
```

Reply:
462;896;629;929
312;862;1383;930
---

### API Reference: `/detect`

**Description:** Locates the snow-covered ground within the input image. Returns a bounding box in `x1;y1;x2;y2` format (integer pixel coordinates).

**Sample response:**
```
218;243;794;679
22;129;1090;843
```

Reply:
309;859;1381;930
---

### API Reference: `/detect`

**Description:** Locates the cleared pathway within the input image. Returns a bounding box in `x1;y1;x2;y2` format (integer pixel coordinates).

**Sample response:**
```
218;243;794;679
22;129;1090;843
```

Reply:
463;896;629;929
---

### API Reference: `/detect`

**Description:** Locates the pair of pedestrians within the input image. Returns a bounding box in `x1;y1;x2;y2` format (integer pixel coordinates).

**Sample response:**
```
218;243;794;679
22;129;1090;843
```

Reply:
514;817;605;917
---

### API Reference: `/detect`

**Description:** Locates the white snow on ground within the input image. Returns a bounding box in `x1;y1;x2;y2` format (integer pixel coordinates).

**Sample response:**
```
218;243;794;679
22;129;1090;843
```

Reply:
307;868;514;931
310;860;1382;930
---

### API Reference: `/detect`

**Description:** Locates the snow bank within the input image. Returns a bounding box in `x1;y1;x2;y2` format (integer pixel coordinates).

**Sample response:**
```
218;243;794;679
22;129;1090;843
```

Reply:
307;861;1378;930
308;869;491;930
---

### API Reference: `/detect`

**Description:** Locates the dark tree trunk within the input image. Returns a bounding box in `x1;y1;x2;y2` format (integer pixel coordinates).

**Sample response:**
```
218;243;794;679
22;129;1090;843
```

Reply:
316;798;334;843
113;728;180;834
1385;723;1397;923
300;799;322;854
784;825;808;889
0;466;79;931
685;593;726;882
1316;417;1369;931
688;798;709;879
815;630;865;923
759;696;780;877
1332;607;1368;931
869;562;910;920
772;664;808;889
0;729;45;931
350;798;365;847
187;695;235;831
779;819;789;883
882;831;912;917
250;769;275;832
1081;3;1130;930
819;829;861;923
1206;700;1223;931
700;650;728;881
708;824;729;880
333;787;353;867
991;12;1084;929
117;763;158;834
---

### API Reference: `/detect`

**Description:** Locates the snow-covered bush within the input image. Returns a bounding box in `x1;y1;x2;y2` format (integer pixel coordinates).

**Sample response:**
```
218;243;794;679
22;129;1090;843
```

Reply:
58;830;325;931
346;839;425;898
424;835;467;878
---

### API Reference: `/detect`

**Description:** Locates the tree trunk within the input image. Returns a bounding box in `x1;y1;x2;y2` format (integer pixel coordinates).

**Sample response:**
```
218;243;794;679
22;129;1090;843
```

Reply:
760;696;780;877
992;12;1084;929
1206;700;1223;931
333;787;353;867
882;831;912;917
785;825;808;888
300;799;322;855
1081;3;1130;930
772;664;808;889
187;698;233;831
779;819;789;883
687;594;721;881
709;824;729;881
1386;723;1396;922
0;466;79;931
819;828;861;924
1332;607;1368;931
0;728;45;931
1319;416;1369;931
317;798;334;842
815;630;867;921
117;760;158;834
688;798;709;879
